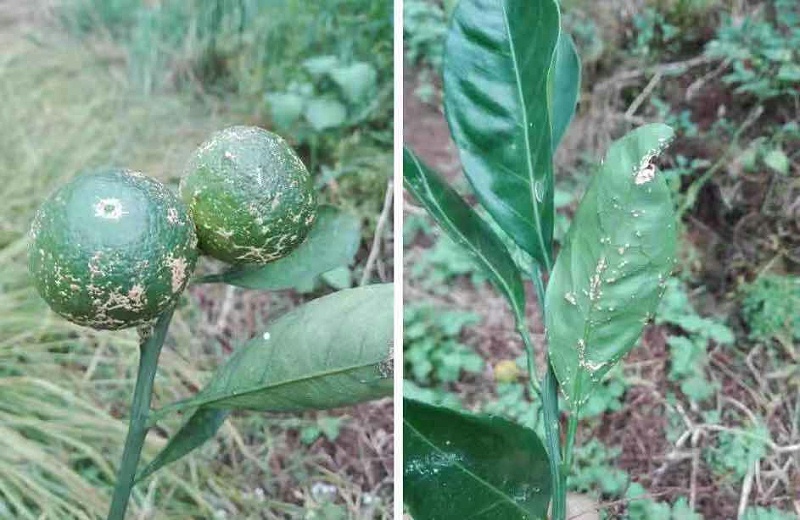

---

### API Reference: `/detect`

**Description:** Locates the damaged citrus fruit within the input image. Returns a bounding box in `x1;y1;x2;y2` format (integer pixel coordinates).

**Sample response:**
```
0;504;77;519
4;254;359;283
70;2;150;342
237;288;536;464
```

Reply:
28;168;198;330
179;125;317;265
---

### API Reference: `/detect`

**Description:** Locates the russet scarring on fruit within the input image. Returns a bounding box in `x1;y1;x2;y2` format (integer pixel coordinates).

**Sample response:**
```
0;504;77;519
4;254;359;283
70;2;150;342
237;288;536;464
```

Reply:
28;168;198;330
179;125;317;265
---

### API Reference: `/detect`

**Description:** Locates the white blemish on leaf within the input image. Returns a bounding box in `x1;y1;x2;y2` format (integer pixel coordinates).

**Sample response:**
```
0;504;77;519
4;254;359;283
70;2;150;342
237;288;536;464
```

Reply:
589;257;608;302
579;358;608;373
262;332;271;340
564;292;577;305
634;163;657;185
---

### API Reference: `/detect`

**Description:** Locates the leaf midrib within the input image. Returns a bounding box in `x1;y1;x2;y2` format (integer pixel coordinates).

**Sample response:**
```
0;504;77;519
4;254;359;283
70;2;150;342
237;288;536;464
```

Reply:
404;419;531;517
190;359;386;409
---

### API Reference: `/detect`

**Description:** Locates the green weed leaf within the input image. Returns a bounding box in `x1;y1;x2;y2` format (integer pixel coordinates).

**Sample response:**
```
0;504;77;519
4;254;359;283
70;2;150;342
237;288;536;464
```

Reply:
265;92;305;130
200;206;361;290
443;0;560;268
172;284;393;413
403;398;551;520
305;98;348;130
404;148;526;322
546;124;677;411
329;62;378;105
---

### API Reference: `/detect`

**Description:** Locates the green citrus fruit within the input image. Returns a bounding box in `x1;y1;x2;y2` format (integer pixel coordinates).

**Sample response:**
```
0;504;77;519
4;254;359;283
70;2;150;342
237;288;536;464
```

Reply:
28;168;198;330
179;126;317;265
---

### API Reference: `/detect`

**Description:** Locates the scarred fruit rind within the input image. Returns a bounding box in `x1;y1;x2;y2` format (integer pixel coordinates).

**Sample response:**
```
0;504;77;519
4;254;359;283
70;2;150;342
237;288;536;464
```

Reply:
179;125;317;265
28;168;199;330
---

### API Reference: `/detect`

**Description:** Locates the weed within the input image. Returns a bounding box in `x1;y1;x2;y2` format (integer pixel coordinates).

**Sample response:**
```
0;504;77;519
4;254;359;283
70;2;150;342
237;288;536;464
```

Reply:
626;484;702;520
484;382;538;428
298;417;345;446
404;304;484;384
410;233;487;288
705;422;770;482
660;154;711;197
403;213;434;245
650;97;700;138
569;439;629;498
578;365;628;419
403;0;449;70
561;10;604;65
706;0;800;101
403;380;464;410
631;8;681;58
658;278;734;402
266;55;380;141
741;274;800;344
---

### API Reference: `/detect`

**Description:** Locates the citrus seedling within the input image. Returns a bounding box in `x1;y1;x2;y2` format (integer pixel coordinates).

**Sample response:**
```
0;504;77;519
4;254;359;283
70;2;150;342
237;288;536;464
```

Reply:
28;168;198;330
180;125;317;265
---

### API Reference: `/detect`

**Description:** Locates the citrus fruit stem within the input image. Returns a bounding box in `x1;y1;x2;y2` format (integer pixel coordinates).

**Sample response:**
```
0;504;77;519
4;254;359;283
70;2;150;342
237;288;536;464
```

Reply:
107;308;174;520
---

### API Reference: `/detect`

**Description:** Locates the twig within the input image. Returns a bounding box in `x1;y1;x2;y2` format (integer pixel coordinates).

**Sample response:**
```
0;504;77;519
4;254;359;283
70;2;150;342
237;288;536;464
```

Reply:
686;59;731;100
737;462;755;519
360;180;393;286
690;447;699;511
595;55;715;93
625;72;662;118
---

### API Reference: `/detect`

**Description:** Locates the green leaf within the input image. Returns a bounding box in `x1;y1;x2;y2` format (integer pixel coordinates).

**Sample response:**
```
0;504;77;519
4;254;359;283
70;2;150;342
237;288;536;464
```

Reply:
403;398;551;520
329;62;378;105
172;284;393;413
265;92;305;130
302;55;340;78
200;206;361;290
443;0;561;268
305;98;348;131
136;408;229;482
550;32;581;152
777;63;800;82
763;148;789;175
546;124;677;411
403;148;526;322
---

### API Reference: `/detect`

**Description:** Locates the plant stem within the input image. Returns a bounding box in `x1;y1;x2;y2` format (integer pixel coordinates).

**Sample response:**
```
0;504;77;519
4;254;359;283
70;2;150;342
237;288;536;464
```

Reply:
531;264;566;520
542;364;565;520
517;323;542;398
563;412;579;474
106;308;174;520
